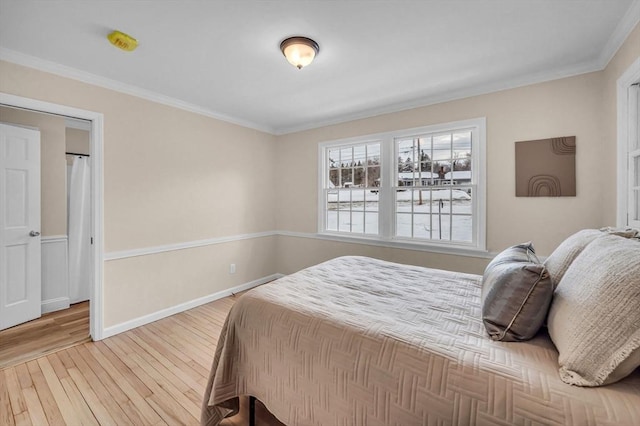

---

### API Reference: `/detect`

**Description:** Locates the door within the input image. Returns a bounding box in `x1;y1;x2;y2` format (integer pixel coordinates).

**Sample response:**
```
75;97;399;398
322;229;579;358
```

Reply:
628;84;640;229
0;123;41;330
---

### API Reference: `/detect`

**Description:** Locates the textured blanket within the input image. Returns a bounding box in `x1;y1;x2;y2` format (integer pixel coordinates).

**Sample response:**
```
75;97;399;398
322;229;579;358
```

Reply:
201;256;640;425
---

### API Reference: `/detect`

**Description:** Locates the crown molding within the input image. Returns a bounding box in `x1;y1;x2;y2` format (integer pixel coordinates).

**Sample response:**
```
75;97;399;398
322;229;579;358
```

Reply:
0;47;276;135
596;0;640;69
273;59;600;135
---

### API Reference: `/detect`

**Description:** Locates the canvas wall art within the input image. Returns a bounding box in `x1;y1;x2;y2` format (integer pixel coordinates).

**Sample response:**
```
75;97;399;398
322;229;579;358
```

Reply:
515;136;576;197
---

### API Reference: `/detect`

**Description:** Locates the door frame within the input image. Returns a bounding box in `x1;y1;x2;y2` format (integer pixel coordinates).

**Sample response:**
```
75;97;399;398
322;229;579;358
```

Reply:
0;92;105;340
616;57;640;227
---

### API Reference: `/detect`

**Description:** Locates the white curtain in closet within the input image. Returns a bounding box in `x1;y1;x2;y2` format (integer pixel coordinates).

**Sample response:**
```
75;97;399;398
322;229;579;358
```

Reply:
68;156;91;303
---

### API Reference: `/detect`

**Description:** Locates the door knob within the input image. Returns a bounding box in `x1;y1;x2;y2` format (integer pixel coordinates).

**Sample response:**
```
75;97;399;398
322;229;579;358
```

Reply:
29;231;40;237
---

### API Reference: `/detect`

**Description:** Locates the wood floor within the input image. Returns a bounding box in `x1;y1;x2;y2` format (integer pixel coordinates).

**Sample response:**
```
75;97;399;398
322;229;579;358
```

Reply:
0;302;90;370
0;293;283;426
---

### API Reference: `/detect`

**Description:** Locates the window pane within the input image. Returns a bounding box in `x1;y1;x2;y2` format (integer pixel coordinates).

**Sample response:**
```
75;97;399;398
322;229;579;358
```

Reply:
452;131;471;151
413;214;432;239
367;144;381;164
427;212;451;241
634;156;639;187
351;211;364;233
327;190;338;206
328;149;339;169
338;190;351;204
326;210;337;231
353;167;365;186
365;191;379;211
452;187;473;214
338;211;351;232
340;169;352;187
365;212;378;235
432;149;451;161
329;169;339;188
340;147;353;165
351;190;365;210
396;213;412;237
353;145;366;167
452;215;473;242
367;166;380;188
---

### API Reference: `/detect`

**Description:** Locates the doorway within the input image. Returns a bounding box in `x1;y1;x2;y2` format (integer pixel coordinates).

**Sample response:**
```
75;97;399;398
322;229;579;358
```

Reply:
0;92;104;350
0;108;94;367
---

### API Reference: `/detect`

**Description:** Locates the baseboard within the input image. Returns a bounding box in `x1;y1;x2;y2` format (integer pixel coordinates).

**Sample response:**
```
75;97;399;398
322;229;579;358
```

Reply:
42;297;70;314
101;273;285;339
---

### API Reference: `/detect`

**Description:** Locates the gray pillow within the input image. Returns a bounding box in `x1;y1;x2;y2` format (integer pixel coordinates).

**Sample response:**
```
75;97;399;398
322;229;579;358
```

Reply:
547;235;640;386
481;242;553;341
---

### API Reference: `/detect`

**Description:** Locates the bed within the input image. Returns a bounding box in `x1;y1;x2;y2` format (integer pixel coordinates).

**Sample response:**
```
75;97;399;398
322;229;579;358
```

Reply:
201;255;640;425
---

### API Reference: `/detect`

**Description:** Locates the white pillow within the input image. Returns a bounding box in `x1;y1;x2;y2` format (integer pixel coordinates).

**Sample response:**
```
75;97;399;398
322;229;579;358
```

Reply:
547;235;640;386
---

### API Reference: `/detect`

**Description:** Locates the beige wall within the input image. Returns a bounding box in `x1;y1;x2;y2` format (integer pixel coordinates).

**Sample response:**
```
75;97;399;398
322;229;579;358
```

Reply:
276;235;490;276
1;60;279;327
105;235;276;326
66;127;90;155
0;106;67;236
276;72;604;274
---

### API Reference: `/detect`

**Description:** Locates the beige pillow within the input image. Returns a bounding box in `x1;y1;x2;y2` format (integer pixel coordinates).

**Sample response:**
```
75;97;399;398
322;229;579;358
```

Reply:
543;229;603;289
481;243;553;341
547;235;640;386
544;227;640;289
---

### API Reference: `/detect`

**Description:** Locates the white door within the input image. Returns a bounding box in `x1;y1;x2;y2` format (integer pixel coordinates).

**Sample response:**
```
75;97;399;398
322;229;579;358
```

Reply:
628;84;640;228
0;123;41;330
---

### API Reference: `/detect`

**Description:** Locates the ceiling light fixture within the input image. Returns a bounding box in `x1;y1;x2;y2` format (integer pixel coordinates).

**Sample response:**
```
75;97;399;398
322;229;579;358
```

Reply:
280;36;319;69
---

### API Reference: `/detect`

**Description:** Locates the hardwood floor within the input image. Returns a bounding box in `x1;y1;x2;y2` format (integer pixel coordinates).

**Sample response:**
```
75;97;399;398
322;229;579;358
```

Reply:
0;302;90;370
0;293;282;426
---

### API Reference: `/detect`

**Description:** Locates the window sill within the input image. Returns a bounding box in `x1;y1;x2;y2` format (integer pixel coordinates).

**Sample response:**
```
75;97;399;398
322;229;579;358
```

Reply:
279;230;493;259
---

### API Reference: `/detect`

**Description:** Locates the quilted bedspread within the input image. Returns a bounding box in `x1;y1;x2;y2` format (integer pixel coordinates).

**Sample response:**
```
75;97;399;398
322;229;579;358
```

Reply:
201;256;640;425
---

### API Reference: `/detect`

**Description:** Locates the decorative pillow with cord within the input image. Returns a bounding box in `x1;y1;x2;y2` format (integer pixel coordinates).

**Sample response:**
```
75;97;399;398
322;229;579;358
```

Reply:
481;242;553;342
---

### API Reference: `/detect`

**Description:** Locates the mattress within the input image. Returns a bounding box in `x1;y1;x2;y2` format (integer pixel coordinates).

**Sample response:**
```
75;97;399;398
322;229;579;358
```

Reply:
201;256;640;425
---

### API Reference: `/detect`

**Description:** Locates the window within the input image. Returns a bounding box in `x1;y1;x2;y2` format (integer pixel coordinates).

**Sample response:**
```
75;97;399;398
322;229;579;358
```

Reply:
324;142;381;235
319;118;486;252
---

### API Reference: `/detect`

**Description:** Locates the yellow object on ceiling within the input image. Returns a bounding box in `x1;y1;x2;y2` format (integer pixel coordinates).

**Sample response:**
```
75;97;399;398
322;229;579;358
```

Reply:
107;30;138;52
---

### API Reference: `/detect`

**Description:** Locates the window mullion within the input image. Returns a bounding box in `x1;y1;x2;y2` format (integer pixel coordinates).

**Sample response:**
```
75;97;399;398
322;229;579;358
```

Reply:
380;136;394;239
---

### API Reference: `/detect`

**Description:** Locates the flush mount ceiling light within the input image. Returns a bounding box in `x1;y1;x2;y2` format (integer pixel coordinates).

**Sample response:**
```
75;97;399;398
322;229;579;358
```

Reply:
280;36;319;69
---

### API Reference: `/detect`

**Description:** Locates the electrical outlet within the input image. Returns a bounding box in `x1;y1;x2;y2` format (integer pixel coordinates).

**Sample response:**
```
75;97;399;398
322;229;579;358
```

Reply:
229;263;236;274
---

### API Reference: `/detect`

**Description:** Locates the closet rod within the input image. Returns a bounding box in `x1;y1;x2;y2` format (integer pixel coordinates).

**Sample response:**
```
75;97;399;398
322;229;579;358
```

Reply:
65;152;90;157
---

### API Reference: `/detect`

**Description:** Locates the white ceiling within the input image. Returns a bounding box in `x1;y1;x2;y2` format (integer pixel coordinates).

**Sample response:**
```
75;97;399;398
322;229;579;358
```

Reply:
0;1;638;134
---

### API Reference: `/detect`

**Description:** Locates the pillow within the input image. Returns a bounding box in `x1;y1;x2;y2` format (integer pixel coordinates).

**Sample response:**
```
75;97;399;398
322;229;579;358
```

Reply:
543;229;603;289
544;228;640;289
547;235;640;386
481;242;553;342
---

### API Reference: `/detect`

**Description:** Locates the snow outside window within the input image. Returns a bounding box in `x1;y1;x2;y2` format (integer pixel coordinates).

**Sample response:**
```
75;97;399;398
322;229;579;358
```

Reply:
319;118;486;252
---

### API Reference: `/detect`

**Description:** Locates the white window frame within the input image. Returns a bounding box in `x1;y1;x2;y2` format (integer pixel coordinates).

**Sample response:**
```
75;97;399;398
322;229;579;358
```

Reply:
318;117;487;255
617;58;640;228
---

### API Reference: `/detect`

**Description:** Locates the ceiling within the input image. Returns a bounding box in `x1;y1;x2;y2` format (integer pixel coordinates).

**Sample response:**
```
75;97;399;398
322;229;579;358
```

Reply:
0;1;638;135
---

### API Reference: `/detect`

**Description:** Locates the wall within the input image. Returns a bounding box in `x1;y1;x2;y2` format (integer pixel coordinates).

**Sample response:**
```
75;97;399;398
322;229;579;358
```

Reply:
0;60;278;329
0;106;67;236
65;127;90;155
275;71;605;275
